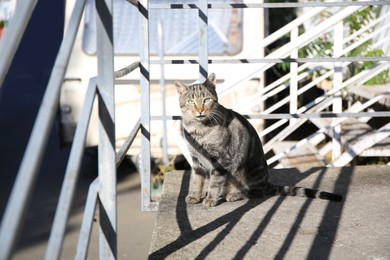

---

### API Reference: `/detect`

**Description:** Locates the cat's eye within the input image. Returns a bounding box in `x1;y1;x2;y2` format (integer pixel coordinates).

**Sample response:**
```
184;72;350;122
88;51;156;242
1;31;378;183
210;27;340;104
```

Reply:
204;98;211;103
187;100;195;104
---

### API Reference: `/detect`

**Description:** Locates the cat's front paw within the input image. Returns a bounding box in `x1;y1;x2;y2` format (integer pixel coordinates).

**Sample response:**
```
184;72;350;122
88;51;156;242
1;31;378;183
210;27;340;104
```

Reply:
185;195;201;204
226;192;245;202
203;197;218;208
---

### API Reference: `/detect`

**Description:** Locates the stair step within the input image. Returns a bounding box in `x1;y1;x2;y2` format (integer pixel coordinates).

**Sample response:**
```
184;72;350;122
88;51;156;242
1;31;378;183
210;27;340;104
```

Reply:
272;141;326;168
349;85;390;108
360;136;390;157
332;122;390;166
339;118;373;146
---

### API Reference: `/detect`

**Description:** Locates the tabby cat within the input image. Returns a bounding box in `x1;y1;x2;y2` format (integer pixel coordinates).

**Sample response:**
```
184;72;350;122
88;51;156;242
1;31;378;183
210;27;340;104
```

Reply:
176;73;342;208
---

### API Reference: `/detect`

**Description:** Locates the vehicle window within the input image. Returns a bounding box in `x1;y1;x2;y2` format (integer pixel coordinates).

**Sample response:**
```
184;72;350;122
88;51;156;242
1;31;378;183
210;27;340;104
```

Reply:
82;0;243;55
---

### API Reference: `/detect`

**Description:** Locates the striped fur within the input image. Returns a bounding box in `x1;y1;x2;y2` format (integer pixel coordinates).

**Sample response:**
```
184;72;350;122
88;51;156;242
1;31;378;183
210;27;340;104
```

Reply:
176;73;342;207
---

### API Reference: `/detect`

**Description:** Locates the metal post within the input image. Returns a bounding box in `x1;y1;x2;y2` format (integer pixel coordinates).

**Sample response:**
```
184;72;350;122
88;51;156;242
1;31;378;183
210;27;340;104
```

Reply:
290;26;299;126
198;0;208;81
332;21;343;161
95;0;116;258
158;20;169;165
138;0;154;211
0;0;37;91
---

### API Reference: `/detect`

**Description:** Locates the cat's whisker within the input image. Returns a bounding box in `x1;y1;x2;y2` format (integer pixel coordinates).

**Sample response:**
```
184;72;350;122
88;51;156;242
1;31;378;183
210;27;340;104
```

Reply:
210;110;224;125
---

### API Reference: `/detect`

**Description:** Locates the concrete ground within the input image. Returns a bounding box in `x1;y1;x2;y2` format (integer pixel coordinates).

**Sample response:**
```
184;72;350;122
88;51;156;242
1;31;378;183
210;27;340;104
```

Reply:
150;166;390;259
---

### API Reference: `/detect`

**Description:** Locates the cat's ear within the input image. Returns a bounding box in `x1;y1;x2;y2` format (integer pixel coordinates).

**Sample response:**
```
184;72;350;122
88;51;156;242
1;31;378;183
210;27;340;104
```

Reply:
205;73;217;88
175;81;189;96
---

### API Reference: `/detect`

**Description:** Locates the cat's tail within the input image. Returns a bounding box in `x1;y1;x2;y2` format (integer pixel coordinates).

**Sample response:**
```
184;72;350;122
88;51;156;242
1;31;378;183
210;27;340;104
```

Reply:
268;183;343;202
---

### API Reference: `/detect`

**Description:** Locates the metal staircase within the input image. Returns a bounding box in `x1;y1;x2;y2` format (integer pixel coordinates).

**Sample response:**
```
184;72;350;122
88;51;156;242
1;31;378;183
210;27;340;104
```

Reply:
0;0;390;259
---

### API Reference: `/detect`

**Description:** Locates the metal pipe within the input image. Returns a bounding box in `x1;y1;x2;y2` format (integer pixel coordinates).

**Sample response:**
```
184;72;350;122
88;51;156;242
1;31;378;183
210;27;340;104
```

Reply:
138;0;154;211
116;119;141;167
158;20;169;165
114;61;140;79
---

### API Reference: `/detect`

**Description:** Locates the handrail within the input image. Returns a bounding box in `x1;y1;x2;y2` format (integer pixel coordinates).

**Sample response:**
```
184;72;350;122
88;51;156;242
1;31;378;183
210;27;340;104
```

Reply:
0;0;87;258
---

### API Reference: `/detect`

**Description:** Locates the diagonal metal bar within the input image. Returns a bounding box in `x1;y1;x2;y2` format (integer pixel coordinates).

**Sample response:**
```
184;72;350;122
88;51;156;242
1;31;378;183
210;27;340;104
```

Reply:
116;119;141;167
75;179;99;260
45;79;97;260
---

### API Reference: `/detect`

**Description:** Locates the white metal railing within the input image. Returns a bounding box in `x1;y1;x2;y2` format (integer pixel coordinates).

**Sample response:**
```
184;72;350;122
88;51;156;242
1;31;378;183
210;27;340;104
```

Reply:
0;0;390;259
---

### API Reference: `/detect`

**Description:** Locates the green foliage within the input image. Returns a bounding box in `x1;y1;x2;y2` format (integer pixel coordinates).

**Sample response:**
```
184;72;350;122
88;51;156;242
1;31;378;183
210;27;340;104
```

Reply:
345;7;377;33
0;20;5;29
299;6;389;86
354;49;390;85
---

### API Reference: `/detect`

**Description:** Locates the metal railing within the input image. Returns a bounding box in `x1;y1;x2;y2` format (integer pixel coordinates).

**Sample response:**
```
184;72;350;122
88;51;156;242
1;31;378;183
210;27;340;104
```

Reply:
0;0;390;259
142;0;390;209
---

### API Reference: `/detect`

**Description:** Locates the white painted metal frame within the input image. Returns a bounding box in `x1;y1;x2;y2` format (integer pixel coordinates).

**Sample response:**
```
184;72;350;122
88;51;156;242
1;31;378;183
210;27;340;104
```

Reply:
95;0;117;257
289;27;298;126
138;0;158;212
332;21;344;161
